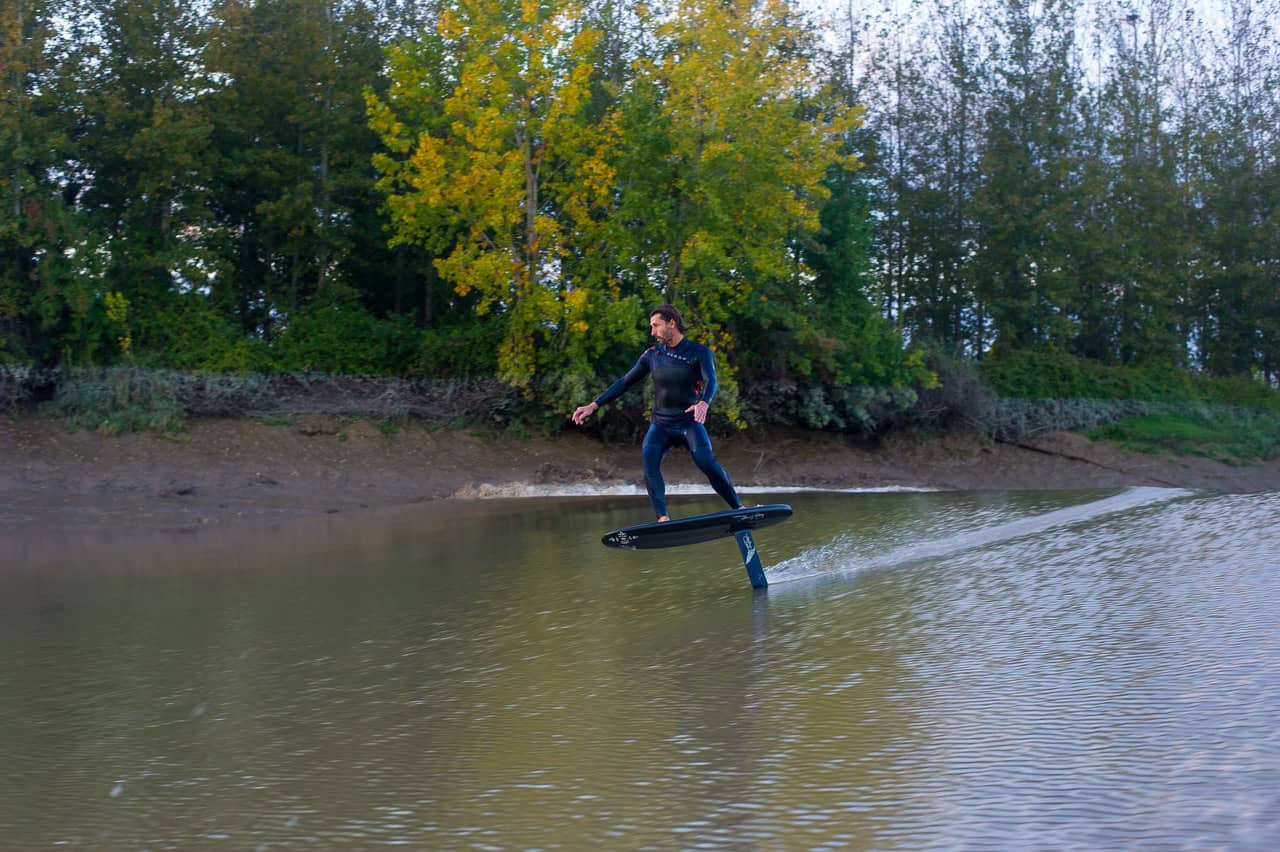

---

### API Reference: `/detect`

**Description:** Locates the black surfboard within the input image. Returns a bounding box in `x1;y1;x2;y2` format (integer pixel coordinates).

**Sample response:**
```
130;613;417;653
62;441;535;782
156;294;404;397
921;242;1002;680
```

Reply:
601;504;792;551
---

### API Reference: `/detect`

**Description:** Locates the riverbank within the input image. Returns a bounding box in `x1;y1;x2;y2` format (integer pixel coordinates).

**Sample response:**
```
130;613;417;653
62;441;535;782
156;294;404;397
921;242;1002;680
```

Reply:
4;413;1278;538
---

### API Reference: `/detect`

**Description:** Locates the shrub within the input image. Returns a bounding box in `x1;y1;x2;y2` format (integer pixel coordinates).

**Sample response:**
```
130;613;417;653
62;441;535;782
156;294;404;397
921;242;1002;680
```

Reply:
1087;407;1280;463
136;297;269;372
270;288;385;374
48;367;185;433
411;315;506;379
1;365;33;409
738;381;918;432
980;349;1280;409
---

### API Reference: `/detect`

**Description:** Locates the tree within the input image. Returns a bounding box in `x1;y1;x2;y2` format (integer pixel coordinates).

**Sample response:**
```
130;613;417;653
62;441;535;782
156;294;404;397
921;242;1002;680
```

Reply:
206;0;394;341
964;0;1087;358
619;0;862;380
1088;0;1196;367
1190;0;1280;378
0;0;55;360
67;0;217;362
834;0;990;359
370;0;626;388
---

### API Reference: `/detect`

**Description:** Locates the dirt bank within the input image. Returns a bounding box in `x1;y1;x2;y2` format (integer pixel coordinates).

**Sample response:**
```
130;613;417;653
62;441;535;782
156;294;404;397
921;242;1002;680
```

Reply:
3;414;1277;539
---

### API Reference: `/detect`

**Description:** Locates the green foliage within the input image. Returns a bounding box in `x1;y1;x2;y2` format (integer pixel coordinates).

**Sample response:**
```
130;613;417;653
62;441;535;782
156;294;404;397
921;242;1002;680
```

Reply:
204;0;401;335
982;351;1143;399
368;0;620;389
617;0;861;368
374;312;424;376
535;367;642;438
841;0;1279;382
270;287;391;374
1087;409;1280;465
537;369;595;413
12;0;1276;440
970;350;1280;459
411;314;507;379
979;350;1280;409
135;295;269;371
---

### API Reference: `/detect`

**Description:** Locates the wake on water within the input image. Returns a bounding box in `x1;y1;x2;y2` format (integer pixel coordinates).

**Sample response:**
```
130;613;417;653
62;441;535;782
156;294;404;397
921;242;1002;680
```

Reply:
456;480;1197;589
764;486;1195;586
454;482;935;499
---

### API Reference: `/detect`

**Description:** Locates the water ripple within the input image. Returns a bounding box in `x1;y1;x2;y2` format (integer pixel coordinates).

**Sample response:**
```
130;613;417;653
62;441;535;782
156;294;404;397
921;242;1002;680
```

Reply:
1;489;1277;848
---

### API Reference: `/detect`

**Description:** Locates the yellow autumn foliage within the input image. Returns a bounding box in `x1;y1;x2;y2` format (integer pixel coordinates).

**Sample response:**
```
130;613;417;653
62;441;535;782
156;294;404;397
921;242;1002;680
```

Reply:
370;0;864;396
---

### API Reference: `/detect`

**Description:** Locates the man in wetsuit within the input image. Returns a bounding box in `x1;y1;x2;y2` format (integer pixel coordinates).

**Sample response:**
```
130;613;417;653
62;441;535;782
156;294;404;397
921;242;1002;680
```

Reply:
572;304;744;522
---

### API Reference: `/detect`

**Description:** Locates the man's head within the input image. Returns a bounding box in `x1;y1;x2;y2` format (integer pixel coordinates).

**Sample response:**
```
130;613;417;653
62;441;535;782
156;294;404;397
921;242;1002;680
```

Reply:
649;304;686;346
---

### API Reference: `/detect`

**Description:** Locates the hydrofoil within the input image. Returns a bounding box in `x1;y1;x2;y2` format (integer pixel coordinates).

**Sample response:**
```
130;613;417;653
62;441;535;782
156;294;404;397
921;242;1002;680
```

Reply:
601;504;792;589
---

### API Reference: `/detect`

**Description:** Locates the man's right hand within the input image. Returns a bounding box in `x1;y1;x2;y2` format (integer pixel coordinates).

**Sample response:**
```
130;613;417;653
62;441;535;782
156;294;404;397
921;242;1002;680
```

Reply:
571;402;598;426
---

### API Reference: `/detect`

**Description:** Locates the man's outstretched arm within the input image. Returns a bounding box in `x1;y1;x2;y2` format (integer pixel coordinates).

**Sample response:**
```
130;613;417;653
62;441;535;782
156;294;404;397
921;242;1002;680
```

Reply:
572;353;651;425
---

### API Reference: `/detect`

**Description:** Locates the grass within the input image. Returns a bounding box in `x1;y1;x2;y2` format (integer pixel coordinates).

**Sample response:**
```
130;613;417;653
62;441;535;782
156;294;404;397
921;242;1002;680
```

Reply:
1086;409;1280;465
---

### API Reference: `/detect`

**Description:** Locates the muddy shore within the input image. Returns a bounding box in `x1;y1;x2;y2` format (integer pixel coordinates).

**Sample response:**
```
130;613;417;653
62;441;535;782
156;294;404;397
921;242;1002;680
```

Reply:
4;414;1277;540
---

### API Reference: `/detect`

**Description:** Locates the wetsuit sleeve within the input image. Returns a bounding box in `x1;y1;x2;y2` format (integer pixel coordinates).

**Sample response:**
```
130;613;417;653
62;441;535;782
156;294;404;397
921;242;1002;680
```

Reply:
593;351;651;408
698;346;718;404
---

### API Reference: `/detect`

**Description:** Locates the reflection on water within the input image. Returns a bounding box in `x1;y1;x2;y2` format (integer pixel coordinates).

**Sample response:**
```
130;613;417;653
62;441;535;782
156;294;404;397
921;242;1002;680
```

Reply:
2;488;1278;848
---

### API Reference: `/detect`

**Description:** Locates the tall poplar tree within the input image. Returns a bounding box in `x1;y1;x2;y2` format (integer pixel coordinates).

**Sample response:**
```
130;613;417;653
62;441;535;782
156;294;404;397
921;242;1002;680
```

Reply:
1191;0;1280;378
1092;0;1193;366
837;0;987;357
370;0;625;388
970;0;1082;354
620;0;861;370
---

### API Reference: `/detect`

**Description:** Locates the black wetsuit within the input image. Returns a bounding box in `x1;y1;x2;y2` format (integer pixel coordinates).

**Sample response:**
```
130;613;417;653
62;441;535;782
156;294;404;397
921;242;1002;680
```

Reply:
594;339;742;519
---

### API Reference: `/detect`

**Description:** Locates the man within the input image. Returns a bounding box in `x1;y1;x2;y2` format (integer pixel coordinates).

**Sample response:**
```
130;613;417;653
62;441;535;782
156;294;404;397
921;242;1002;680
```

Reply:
572;304;743;522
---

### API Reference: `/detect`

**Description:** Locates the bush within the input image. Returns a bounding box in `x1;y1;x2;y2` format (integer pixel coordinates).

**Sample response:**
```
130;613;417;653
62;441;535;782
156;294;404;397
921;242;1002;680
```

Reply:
48;367;185;433
411;314;506;379
739;381;918;432
980;349;1280;410
374;312;424;376
908;352;998;432
1087;407;1280;464
980;350;1144;400
270;288;386;374
137;297;269;372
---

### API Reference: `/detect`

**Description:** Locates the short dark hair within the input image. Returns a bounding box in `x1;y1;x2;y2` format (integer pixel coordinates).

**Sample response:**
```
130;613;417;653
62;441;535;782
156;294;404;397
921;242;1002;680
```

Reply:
650;304;686;332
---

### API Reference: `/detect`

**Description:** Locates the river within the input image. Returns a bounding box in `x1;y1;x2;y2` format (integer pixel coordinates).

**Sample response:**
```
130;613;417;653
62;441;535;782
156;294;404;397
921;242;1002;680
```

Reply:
2;487;1277;849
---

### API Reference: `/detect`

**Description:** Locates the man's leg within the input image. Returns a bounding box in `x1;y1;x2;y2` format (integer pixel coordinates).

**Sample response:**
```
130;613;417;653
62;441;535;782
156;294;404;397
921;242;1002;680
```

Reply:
641;423;676;520
685;423;743;510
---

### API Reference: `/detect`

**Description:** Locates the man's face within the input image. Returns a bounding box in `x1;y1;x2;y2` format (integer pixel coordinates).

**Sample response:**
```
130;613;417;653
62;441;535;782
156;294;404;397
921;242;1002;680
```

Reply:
650;314;678;346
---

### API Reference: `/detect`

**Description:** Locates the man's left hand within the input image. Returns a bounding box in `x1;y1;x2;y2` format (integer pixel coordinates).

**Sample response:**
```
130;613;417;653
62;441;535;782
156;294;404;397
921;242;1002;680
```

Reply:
686;400;709;424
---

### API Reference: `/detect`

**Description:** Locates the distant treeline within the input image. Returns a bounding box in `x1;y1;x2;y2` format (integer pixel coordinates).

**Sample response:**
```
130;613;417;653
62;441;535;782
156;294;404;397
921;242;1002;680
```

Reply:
1;0;1276;424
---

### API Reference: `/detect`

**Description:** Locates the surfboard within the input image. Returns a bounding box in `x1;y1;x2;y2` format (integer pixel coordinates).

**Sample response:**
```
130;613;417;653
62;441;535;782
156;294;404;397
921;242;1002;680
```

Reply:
601;504;792;551
602;504;791;590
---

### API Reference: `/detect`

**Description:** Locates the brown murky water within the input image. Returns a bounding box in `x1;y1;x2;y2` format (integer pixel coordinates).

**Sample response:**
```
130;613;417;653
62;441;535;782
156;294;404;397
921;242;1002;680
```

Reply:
2;487;1277;848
